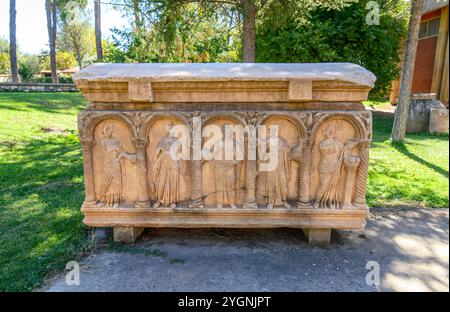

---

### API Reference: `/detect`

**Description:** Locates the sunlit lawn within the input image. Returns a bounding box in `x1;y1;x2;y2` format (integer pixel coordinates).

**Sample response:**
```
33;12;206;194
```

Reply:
0;93;90;291
367;116;448;207
0;92;448;291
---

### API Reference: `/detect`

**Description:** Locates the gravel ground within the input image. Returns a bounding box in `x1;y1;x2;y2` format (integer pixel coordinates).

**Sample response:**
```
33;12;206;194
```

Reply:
42;207;449;292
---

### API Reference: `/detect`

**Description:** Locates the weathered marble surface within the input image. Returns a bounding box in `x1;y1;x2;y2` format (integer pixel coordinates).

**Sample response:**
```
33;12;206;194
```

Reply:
74;63;376;87
75;62;375;244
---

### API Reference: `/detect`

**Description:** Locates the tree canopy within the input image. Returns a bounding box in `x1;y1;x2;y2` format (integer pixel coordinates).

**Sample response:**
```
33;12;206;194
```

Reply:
256;0;409;96
4;0;410;96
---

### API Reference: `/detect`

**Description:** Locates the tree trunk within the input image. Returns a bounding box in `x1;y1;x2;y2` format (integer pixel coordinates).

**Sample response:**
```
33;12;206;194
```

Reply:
9;0;19;83
132;0;142;35
73;37;83;69
46;0;58;84
94;0;103;61
76;52;83;70
242;0;256;63
391;0;424;142
132;0;143;62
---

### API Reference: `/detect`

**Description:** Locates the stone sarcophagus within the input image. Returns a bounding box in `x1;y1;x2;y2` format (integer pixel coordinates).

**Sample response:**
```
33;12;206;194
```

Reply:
74;63;375;244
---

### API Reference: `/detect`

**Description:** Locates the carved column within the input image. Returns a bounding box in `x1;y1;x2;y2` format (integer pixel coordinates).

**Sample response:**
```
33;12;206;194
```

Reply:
353;140;371;208
80;137;96;205
134;137;151;208
244;159;258;208
190;115;203;208
244;123;258;208
298;139;312;208
342;156;360;209
190;160;203;208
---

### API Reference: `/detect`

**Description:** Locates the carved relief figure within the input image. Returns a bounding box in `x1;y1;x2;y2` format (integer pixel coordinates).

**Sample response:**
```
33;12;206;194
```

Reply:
262;136;291;209
152;122;180;208
213;159;241;208
98;123;136;207
210;129;243;209
314;125;357;209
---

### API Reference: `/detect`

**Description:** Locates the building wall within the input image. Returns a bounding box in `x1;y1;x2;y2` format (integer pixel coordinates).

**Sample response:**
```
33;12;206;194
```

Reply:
411;9;441;93
390;5;449;107
412;36;438;93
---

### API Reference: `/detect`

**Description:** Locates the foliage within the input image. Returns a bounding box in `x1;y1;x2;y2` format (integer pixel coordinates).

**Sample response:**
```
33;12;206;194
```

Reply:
104;0;359;63
18;54;42;82
102;0;408;96
57;2;96;68
105;2;240;63
39;50;77;70
0;53;10;75
0;37;9;53
256;0;409;98
35;75;74;83
0;38;11;75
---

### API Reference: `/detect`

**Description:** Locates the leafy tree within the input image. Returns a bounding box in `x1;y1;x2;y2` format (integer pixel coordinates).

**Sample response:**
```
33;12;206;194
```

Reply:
105;0;364;63
256;0;408;97
18;54;41;82
0;37;9;53
58;0;95;68
105;1;240;63
108;0;241;61
0;38;10;75
58;17;96;68
0;53;10;75
39;50;77;70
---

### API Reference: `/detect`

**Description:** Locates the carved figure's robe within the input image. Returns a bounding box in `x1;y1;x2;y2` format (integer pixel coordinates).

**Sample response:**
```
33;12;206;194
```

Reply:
264;138;291;206
153;137;180;206
315;138;344;209
100;137;125;206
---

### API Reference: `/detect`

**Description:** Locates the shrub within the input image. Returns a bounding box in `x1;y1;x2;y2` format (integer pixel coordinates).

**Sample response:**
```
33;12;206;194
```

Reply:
18;55;41;82
34;75;73;84
256;0;409;98
0;52;10;75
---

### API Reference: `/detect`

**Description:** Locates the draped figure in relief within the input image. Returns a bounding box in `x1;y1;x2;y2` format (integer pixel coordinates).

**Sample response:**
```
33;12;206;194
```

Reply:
152;122;181;208
98;123;136;207
262;136;292;209
314;125;357;209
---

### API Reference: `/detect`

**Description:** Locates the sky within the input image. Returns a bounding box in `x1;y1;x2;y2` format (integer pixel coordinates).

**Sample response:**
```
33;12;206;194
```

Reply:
0;0;128;54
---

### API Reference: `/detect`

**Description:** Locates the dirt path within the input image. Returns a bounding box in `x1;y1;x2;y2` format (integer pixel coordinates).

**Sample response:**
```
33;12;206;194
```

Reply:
42;207;449;292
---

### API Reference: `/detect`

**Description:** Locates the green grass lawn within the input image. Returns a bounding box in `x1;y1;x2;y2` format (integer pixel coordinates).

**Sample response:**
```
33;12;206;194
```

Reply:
0;93;90;291
0;92;448;291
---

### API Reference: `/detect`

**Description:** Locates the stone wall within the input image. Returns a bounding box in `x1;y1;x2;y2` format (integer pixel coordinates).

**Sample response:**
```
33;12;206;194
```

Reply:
0;83;78;92
407;93;447;133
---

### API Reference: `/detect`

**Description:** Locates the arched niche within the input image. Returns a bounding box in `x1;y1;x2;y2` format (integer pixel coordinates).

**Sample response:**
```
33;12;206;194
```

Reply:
146;117;191;205
92;119;138;205
256;116;301;207
202;116;246;208
310;117;361;206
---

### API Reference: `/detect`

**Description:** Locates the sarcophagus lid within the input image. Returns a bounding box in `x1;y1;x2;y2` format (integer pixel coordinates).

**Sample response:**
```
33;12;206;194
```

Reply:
73;63;376;103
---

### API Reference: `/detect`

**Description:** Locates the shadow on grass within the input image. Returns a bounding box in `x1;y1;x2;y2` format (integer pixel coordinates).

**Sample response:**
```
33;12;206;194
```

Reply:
372;115;448;178
0;92;87;115
0;133;91;291
391;142;449;178
368;115;449;207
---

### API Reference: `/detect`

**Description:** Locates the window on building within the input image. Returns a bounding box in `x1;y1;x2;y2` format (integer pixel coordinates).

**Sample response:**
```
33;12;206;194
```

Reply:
419;17;441;39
